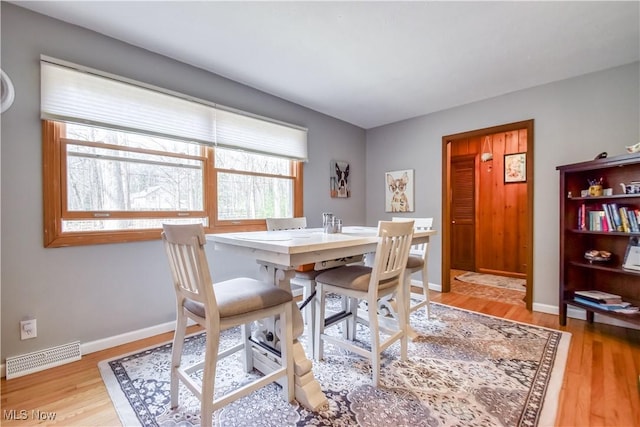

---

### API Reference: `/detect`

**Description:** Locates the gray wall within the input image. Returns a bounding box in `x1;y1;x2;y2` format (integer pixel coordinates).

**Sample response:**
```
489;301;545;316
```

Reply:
366;62;640;309
1;3;366;361
3;2;639;363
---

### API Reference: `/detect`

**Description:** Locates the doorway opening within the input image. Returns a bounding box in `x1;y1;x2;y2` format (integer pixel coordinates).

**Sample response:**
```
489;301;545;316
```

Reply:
441;120;534;310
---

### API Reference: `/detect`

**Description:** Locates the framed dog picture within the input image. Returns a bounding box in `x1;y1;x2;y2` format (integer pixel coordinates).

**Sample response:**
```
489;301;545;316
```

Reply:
385;169;414;212
330;160;350;198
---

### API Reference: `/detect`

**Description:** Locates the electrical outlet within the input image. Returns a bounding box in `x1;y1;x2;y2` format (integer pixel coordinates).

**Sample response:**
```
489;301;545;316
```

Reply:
20;319;37;340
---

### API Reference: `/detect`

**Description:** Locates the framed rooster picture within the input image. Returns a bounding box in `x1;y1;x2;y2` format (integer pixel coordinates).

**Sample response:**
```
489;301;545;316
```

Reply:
330;160;350;198
385;169;414;212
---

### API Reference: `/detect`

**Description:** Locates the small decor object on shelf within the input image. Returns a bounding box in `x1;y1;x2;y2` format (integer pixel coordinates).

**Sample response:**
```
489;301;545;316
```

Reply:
626;142;640;154
588;177;604;197
589;185;603;197
622;236;640;272
619;181;640;194
584;249;612;263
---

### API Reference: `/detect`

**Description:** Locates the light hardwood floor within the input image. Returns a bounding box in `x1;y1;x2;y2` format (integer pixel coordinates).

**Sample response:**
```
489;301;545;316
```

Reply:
1;286;639;426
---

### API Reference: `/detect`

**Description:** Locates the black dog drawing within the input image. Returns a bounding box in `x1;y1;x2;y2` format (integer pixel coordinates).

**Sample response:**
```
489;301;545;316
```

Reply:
335;163;350;198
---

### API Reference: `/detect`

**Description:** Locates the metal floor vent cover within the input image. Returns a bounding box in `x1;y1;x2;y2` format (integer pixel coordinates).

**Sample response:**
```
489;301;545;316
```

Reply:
6;341;81;379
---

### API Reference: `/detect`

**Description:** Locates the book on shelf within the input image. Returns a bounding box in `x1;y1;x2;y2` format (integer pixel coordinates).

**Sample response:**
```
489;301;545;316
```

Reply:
609;203;623;231
622;236;640;271
573;290;623;304
572;296;639;314
612;307;640;314
601;203;614;231
588;210;605;231
627;208;639;232
620;207;632;232
573;296;631;310
602;211;609;232
578;204;586;230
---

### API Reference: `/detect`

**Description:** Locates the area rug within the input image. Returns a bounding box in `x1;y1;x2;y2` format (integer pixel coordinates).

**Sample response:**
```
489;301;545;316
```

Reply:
455;272;526;292
99;303;570;427
450;281;526;306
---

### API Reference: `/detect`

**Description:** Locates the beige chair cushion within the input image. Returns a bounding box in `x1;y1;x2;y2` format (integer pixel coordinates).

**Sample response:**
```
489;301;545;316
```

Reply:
315;265;398;292
294;269;324;280
406;255;424;270
184;278;293;319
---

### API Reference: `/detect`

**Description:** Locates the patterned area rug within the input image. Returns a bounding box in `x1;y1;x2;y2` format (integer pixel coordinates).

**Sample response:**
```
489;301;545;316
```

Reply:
450;281;526;306
99;303;570;427
455;272;526;292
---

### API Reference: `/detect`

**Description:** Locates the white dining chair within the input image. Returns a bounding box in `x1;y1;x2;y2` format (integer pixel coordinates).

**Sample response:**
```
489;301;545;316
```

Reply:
393;217;434;318
265;217;308;232
265;217;315;300
313;220;414;386
161;224;294;427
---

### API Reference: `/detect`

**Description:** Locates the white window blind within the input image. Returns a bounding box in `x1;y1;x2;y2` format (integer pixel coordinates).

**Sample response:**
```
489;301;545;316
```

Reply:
216;108;307;160
40;58;308;160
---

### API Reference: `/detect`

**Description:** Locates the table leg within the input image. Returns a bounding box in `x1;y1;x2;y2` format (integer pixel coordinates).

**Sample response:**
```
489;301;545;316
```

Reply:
255;264;327;411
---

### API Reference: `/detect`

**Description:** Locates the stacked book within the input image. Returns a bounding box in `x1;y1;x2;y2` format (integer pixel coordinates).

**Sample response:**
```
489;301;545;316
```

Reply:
573;290;638;314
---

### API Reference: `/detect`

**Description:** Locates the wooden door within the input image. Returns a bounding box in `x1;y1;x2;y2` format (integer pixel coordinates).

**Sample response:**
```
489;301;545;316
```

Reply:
442;120;533;309
450;155;476;271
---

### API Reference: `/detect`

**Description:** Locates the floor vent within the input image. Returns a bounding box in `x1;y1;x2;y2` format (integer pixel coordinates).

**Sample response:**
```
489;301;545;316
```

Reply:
6;341;81;379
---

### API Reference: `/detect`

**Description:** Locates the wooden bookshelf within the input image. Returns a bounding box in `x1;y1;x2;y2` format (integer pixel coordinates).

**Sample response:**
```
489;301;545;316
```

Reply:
557;153;640;326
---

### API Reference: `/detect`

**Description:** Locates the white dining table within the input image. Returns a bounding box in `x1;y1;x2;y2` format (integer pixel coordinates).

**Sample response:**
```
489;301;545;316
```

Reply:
206;225;436;410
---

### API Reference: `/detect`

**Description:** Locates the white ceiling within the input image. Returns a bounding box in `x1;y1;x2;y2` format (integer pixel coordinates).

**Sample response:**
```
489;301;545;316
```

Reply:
11;1;640;129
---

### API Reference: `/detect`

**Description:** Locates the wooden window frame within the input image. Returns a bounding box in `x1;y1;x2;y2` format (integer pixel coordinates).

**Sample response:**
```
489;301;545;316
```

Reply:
43;120;304;247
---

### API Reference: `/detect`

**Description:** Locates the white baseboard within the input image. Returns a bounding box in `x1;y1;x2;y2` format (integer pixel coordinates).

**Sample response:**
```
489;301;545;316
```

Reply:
532;302;559;315
1;320;184;379
426;281;442;292
80;320;179;355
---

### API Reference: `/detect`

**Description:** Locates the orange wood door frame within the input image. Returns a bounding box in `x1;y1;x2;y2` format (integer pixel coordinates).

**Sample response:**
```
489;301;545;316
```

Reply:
442;120;534;310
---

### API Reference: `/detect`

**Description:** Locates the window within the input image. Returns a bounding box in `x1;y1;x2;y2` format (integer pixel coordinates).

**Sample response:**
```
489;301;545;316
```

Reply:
215;148;295;220
43;121;303;247
41;57;306;247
